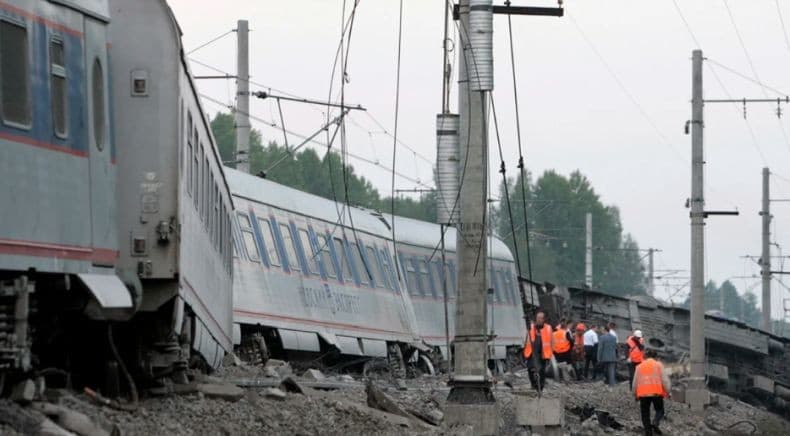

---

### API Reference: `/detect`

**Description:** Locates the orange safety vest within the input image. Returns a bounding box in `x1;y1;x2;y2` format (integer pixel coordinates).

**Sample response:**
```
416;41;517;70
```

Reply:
634;359;667;398
523;324;553;360
627;336;644;364
552;328;571;354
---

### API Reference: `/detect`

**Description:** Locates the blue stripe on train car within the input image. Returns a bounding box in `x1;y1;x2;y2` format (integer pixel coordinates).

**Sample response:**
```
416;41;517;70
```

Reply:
247;209;271;268
289;221;311;274
269;216;292;273
306;226;328;281
0;10;88;157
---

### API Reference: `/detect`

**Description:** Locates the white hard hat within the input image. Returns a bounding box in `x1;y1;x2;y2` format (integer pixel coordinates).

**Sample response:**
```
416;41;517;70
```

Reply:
634;330;643;338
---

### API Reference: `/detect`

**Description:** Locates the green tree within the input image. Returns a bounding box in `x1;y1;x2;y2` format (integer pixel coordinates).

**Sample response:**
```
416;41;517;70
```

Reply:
495;169;646;296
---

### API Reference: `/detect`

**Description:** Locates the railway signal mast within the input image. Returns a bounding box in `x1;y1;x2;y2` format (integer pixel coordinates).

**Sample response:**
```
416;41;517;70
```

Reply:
445;2;562;434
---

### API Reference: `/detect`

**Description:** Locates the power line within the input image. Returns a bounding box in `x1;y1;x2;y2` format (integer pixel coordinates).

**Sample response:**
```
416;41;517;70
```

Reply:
705;59;789;98
390;0;405;279
186;29;235;55
777;0;790;54
568;12;685;161
198;93;431;188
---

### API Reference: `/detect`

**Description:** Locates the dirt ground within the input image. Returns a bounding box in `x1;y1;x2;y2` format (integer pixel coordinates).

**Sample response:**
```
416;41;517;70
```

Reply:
1;362;788;435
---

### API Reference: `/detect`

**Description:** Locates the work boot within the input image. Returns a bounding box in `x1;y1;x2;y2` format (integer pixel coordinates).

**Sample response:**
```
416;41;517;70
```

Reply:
643;426;653;436
652;425;662;435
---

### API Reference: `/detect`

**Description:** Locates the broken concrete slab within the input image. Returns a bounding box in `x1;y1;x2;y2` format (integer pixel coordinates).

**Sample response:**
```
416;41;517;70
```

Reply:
34;403;111;436
302;369;325;381
11;379;36;404
264;358;293;378
196;383;244;402
39;418;77;436
263;367;279;378
444;402;499;436
366;381;431;429
515;396;564;427
263;388;286;401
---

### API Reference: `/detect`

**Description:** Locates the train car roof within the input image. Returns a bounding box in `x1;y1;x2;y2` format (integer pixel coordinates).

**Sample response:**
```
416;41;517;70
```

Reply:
389;215;514;262
225;168;515;261
225;168;391;237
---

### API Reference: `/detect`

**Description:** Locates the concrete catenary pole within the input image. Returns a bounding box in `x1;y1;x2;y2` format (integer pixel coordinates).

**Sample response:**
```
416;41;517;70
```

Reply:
235;20;250;173
761;167;772;332
585;212;593;288
648;248;655;297
445;0;497;434
687;49;709;412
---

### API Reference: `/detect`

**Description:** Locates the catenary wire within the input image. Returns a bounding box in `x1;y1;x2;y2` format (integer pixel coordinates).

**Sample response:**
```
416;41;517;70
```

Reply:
186;29;235;55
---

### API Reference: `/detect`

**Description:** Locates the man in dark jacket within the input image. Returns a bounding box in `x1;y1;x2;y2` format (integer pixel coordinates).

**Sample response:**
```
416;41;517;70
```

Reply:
597;325;618;386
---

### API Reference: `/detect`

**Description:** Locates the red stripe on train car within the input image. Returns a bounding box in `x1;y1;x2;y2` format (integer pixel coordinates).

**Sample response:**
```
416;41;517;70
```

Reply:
0;1;83;37
0;238;117;264
0;131;88;158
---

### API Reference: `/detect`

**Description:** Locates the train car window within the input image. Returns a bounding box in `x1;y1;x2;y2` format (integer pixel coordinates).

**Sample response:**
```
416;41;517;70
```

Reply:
503;270;516;305
91;59;105;149
333;237;354;283
419;259;436;297
448;261;457;297
257;218;280;267
203;156;210;226
279;224;301;272
317;234;337;279
1;20;30;127
403;256;420;296
381;249;400;292
198;144;205;215
192;136;199;208
213;184;219;248
298;229;319;274
350;243;371;286
186;114;193;196
50;37;67;137
432;260;452;296
490;268;503;303
366;246;387;289
237;212;260;263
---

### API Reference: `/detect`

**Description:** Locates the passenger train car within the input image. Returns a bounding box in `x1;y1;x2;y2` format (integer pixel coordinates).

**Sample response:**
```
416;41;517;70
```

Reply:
0;0;134;372
0;0;233;383
227;168;527;370
109;0;234;376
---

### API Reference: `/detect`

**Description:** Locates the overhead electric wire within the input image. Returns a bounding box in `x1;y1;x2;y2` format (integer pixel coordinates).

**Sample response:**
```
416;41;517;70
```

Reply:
568;12;685;161
777;0;790;54
505;5;533;281
198;93;430;188
721;0;789;159
186;29;235;55
390;0;404;279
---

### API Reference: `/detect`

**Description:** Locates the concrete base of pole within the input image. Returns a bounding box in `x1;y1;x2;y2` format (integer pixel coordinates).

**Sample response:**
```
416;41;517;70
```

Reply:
685;388;710;412
516;396;564;430
445;386;498;435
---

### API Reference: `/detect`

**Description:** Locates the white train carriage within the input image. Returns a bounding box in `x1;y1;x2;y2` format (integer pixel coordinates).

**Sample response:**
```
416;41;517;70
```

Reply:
228;168;527;370
392;216;528;366
0;0;134;371
227;169;423;362
109;0;234;374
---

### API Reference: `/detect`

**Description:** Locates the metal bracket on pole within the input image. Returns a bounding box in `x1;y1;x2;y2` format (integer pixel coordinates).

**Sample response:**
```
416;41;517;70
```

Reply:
452;3;564;20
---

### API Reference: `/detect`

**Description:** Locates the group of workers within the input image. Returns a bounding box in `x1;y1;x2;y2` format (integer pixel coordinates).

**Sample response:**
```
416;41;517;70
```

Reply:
522;310;671;436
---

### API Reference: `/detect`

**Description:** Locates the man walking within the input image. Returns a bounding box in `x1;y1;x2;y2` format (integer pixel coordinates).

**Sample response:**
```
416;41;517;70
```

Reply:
627;329;646;389
552;320;573;364
597;324;618;386
571;323;587;380
523;310;553;392
633;349;671;436
583;324;599;379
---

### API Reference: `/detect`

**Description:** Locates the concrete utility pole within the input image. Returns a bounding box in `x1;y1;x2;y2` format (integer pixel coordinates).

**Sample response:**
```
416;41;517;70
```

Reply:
761;167;772;332
235;20;250;173
687;49;709;412
648;248;655;297
445;0;496;434
585;212;593;288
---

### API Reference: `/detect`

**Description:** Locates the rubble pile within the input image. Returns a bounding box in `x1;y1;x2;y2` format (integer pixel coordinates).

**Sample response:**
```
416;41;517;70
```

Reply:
0;362;788;435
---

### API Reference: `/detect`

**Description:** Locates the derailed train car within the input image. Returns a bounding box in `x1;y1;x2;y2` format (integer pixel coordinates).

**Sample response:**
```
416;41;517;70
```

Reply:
542;286;790;416
227;168;527;371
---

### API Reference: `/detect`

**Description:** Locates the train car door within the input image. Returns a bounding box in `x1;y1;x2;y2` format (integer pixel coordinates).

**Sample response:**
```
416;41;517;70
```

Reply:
84;17;114;267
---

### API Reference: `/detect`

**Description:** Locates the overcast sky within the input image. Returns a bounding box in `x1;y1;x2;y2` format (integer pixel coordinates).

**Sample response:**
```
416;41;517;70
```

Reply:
169;0;790;319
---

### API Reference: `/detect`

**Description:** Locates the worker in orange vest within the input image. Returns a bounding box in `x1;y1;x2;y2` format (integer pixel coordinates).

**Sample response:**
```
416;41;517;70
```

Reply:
552;320;573;364
633;349;671;436
523;310;553;392
627;330;646;389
